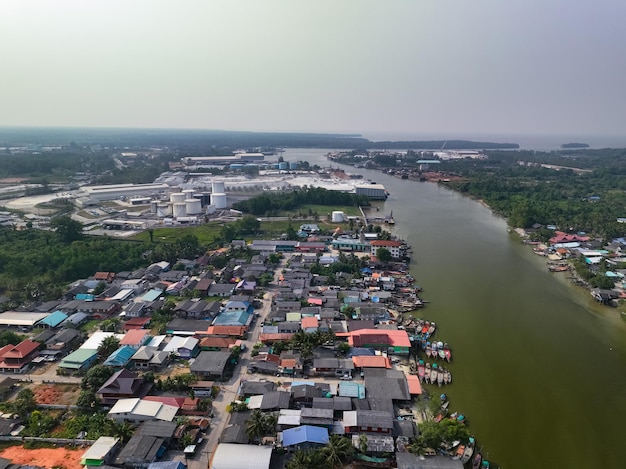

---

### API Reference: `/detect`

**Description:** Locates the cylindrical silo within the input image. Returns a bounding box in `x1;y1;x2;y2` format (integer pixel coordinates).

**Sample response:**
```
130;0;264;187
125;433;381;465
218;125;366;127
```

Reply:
170;192;186;203
182;189;195;198
331;211;344;223
210;193;227;209
150;201;158;214
185;199;202;215
173;203;187;218
212;180;225;194
157;204;171;217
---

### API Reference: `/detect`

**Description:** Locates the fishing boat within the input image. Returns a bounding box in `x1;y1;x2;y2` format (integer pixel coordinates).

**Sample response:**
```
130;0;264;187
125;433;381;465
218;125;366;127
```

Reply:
452;445;465;460
429;364;438;384
445;369;452;384
417;360;425;382
425;343;432;358
460;437;475;464
444;345;452;362
425;363;431;384
438;348;446;360
472;453;482;469
442;368;450;385
428;322;436;335
437;369;444;386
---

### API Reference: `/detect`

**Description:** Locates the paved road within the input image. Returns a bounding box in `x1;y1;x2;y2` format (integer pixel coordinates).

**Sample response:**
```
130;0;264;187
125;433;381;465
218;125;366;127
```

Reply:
189;256;286;469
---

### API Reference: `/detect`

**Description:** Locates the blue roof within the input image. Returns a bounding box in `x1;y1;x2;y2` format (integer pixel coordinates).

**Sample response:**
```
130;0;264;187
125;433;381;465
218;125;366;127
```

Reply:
103;345;136;367
282;425;329;447
39;311;68;328
142;288;163;302
213;310;251;326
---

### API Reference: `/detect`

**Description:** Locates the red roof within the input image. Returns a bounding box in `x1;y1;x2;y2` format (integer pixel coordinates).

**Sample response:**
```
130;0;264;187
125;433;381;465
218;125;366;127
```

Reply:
199;336;237;349
123;317;151;330
370;240;402;247
200;325;246;337
351;355;391;369
0;340;40;359
143;396;185;408
348;329;411;348
301;316;319;329
259;333;295;343
120;329;150;346
407;375;423;395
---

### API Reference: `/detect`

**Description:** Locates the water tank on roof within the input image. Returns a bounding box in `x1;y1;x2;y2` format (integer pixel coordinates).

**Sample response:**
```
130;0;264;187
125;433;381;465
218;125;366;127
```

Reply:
185;199;202;215
211;193;227;209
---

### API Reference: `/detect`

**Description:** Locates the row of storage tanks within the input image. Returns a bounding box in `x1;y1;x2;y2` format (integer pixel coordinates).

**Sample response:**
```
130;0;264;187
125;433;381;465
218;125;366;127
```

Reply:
149;181;228;218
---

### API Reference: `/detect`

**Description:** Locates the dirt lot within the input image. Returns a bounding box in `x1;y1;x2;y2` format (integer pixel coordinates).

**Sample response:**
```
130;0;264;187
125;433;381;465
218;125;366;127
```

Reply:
32;383;81;405
0;445;84;469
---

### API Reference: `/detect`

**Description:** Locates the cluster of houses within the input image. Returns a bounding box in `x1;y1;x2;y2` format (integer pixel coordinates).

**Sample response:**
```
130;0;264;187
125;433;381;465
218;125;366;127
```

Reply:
526;228;626;304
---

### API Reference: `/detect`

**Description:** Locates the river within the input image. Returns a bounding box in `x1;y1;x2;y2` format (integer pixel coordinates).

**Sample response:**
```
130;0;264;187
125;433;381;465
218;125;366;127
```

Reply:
281;148;626;469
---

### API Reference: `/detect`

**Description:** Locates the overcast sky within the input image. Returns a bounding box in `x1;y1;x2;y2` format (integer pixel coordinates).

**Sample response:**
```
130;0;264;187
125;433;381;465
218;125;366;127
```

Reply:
1;0;625;138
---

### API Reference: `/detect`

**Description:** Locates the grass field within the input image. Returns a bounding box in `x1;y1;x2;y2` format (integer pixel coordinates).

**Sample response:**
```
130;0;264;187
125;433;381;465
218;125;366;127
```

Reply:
277;204;362;217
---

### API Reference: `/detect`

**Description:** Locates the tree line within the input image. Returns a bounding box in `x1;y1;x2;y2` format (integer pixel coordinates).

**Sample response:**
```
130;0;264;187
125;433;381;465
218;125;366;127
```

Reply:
232;186;370;216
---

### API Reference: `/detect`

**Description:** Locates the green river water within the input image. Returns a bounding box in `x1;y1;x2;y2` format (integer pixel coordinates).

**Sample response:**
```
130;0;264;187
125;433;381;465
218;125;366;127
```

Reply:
285;149;626;469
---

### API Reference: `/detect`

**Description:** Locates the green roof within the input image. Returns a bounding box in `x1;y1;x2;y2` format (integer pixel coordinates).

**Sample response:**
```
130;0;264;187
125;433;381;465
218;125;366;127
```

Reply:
59;348;98;369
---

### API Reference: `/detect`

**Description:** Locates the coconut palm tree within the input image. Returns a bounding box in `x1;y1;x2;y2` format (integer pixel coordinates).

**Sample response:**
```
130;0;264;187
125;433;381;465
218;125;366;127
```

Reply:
245;409;266;442
286;449;325;469
321;434;354;468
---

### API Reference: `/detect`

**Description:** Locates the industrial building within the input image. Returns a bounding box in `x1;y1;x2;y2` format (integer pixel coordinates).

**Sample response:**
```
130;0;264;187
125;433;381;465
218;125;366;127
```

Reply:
354;182;388;200
79;183;171;202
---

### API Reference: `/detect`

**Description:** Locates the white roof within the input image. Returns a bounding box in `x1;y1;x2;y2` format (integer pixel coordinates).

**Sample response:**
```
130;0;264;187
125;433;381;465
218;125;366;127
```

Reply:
81;436;119;461
0;311;49;326
109;289;134;301
108;398;178;422
246;395;263;409
277;409;301;426
147;335;166;348
109;397;141;414
211;443;272;469
163;336;198;353
343;410;357;427
80;332;124;350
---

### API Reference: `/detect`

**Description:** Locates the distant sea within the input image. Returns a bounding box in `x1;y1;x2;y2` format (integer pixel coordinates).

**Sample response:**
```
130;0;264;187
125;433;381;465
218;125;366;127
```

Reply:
361;132;626;151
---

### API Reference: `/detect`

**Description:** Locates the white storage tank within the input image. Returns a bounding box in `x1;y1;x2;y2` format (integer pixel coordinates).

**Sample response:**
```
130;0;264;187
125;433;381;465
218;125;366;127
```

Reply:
182;189;195;198
173;202;187;218
157;204;172;217
212;180;225;194
170;192;186;203
210;193;227;209
331;211;345;223
185;198;202;215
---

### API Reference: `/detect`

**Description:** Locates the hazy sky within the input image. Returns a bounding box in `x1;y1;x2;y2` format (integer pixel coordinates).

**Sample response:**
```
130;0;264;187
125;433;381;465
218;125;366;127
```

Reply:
1;0;625;138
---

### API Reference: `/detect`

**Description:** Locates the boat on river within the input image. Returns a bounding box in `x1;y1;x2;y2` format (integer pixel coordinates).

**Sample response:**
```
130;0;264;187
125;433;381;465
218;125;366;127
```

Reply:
472;453;482;469
437;369;444;386
417;360;425;382
430;364;438;384
444;345;452;362
460;437;475;464
445;369;452;384
438;348;446;360
425;363;431;384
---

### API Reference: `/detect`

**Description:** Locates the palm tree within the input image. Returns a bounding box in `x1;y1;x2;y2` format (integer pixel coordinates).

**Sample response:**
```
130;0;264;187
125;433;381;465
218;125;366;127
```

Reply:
286;449;325;469
97;335;120;361
113;421;135;443
245;409;266;442
263;412;278;436
321;434;354;468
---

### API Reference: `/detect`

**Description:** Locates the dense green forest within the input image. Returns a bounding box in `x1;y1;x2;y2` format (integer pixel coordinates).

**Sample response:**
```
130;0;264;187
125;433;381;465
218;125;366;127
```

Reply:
440;149;626;236
0;151;114;180
232;186;370;215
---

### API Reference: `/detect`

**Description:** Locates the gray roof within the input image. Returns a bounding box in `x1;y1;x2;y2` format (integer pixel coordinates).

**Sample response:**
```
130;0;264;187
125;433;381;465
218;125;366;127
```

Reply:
219;424;250;444
166;318;212;333
300;408;333;426
352;434;395;453
364;368;410;401
136;420;177;439
115;435;163;466
260;391;291;410
348;410;394;429
241;381;277;396
190;351;232;375
393;419;417;438
312;396;352;411
366;398;394;414
292;385;323;400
